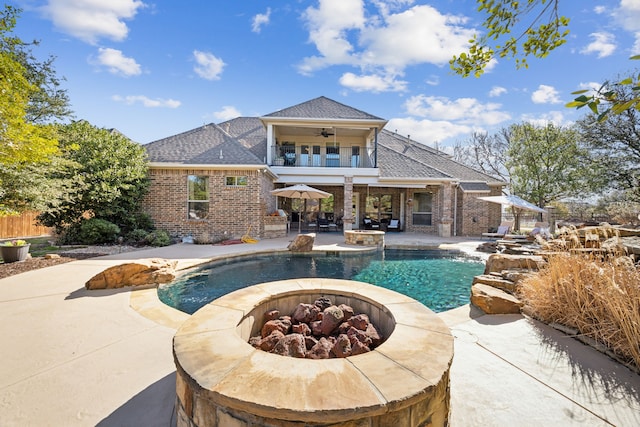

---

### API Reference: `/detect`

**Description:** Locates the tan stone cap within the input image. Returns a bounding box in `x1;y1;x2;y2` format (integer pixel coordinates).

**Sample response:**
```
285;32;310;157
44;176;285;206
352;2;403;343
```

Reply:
173;278;453;423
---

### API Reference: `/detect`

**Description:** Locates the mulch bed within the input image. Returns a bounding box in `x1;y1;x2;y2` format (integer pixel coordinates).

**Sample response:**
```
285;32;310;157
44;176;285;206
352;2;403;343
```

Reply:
0;253;103;280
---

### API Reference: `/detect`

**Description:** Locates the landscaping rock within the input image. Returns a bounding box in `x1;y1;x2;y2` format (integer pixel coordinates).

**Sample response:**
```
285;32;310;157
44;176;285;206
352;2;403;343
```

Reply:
85;258;177;290
472;274;517;294
484;253;545;275
471;283;523;314
288;233;315;252
249;297;383;359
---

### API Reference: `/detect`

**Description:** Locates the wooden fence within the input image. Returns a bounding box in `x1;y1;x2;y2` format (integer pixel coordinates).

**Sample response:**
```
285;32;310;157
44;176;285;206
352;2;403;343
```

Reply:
0;211;53;239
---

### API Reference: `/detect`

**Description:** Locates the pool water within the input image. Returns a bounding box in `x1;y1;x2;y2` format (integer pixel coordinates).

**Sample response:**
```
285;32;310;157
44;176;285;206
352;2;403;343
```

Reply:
158;249;484;315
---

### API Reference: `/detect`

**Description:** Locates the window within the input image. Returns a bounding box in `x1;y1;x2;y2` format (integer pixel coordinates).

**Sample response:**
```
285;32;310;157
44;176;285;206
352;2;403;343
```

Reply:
412;192;432;225
188;175;209;219
226;176;248;186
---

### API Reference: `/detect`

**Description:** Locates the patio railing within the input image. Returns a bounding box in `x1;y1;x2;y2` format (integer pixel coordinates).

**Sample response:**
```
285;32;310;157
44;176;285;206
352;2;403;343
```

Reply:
270;146;375;168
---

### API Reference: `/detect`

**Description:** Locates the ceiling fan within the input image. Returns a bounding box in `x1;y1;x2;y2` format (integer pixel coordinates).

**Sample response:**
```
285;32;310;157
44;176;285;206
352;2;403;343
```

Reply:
316;128;335;138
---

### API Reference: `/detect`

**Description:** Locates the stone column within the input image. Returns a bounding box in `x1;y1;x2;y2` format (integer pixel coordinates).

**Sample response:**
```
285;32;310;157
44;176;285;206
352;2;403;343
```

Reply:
439;184;453;237
343;176;353;231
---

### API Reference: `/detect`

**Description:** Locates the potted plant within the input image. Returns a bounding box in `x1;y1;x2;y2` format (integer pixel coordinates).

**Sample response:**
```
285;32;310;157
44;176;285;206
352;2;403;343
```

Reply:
1;239;31;263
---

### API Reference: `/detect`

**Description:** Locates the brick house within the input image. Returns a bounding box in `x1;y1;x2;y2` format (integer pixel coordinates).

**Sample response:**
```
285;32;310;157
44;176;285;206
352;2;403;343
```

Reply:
143;96;504;242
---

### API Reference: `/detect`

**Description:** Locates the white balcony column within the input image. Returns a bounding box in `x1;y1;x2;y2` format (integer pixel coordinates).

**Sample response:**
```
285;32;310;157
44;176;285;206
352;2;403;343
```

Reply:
266;124;274;164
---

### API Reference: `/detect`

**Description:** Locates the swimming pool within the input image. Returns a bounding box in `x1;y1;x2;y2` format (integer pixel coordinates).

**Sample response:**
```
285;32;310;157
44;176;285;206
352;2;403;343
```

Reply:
158;249;485;314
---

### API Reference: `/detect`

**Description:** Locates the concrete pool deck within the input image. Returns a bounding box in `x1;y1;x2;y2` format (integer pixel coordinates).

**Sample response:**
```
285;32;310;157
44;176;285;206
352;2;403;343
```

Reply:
0;232;639;426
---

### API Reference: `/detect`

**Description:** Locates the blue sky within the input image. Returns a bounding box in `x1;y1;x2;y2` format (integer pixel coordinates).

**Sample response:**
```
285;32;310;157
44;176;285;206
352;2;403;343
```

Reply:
11;0;640;150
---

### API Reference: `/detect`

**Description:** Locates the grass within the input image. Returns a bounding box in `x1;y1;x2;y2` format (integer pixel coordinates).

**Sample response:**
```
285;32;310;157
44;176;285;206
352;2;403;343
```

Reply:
519;226;640;370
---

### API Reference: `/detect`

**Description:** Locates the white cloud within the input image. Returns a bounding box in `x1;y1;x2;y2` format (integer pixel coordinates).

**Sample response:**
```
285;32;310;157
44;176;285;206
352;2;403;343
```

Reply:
112;95;180;108
386;117;474;147
95;48;141;76
403;95;511;126
42;0;145;44
520;111;567;127
578;81;604;92
425;75;439;86
193;50;226;80
298;2;475;93
339;72;407;92
298;0;366;74
531;84;562;104
489;86;507;97
614;0;640;32
252;8;271;33
580;32;617;58
213;106;241;121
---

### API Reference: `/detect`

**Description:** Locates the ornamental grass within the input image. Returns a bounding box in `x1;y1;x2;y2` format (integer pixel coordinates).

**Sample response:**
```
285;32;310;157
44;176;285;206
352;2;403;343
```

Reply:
519;227;640;370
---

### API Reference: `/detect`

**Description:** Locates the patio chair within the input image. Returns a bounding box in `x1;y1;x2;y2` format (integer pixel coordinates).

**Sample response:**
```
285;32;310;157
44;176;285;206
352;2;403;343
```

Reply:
318;218;330;232
363;217;380;230
387;219;400;231
482;221;513;239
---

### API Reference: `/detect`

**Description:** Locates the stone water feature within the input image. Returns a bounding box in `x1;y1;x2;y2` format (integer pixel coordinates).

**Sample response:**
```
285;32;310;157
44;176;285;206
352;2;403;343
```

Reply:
173;278;453;426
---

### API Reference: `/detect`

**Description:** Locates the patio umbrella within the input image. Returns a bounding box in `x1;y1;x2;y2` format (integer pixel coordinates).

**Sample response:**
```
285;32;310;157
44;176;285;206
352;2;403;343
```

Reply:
477;195;546;231
270;184;331;233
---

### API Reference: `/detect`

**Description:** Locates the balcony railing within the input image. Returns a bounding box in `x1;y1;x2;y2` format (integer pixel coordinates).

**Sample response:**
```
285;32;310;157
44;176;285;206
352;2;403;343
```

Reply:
270;146;374;168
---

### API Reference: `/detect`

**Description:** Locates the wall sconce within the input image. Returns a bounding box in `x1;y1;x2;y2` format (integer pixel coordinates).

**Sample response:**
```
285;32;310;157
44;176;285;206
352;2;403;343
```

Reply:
406;198;413;206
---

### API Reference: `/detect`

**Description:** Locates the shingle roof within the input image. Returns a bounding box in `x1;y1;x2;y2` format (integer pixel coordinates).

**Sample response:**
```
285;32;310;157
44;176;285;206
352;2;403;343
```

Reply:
262;96;385;121
144;97;505;187
217;117;267;162
144;123;264;165
459;182;492;192
377;130;504;185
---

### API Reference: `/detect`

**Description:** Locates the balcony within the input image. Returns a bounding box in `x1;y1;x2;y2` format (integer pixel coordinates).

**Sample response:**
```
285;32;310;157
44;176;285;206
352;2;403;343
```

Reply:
270;146;375;168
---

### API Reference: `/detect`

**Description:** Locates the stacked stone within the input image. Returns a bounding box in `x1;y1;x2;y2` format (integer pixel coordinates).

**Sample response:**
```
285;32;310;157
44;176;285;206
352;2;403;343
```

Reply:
249;297;383;359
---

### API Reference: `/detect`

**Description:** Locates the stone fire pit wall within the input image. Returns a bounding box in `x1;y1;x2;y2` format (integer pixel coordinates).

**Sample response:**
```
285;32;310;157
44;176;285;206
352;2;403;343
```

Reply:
173;278;453;427
344;229;385;247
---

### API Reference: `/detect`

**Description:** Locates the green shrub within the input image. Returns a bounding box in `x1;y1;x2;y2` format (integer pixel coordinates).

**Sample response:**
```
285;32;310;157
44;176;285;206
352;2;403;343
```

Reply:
77;218;121;244
125;228;150;246
145;230;171;247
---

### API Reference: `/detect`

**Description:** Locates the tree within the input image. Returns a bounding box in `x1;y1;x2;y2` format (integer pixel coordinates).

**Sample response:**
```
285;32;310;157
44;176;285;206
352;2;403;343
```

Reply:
0;5;71;215
576;81;640;201
506;123;601;207
455;123;603;207
0;5;71;123
37;121;150;238
450;0;640;120
450;0;569;78
452;130;509;181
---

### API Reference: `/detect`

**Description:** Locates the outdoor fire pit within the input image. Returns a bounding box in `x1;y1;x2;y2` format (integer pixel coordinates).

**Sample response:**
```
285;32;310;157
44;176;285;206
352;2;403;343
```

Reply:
344;229;385;247
173;278;453;426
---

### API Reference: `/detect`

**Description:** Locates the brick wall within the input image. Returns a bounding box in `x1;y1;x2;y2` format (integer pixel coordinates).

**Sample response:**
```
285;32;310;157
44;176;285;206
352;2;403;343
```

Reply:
455;187;502;236
143;168;275;242
404;186;440;233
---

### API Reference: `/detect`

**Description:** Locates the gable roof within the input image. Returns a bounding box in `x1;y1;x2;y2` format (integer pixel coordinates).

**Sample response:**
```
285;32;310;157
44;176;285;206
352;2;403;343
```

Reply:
262;96;385;121
144;123;264;165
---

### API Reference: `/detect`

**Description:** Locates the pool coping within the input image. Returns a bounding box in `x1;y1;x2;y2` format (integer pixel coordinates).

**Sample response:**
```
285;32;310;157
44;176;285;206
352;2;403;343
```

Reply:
129;242;487;329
